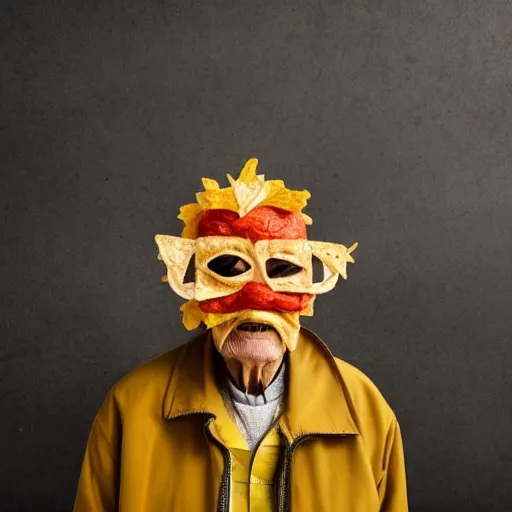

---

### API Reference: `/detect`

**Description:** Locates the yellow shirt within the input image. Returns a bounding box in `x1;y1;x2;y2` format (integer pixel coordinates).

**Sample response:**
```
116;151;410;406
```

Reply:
214;398;282;512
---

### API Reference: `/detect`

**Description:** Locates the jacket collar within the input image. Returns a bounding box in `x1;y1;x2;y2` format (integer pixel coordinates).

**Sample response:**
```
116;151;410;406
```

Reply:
163;327;359;441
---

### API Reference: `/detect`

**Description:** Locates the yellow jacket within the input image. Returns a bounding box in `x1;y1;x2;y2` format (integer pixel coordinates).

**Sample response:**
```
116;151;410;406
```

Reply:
74;328;408;511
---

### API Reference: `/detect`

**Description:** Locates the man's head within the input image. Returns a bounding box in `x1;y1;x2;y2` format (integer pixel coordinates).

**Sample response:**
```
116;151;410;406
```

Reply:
155;159;357;392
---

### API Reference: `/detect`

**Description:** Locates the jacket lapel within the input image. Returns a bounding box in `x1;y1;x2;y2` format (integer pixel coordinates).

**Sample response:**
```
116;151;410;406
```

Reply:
163;327;359;440
278;327;359;442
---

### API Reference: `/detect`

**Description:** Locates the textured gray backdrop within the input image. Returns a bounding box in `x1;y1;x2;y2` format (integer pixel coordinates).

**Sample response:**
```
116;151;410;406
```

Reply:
1;0;512;510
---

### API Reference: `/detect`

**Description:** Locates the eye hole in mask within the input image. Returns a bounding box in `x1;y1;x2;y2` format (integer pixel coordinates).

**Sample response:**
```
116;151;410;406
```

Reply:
208;255;252;277
266;258;304;279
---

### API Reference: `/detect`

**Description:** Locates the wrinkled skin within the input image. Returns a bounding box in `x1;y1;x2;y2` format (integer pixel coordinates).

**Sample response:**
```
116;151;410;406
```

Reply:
213;322;286;394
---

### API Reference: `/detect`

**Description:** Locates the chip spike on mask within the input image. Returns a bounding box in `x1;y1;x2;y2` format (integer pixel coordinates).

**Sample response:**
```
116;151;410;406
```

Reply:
178;203;203;239
202;177;220;191
226;173;237;187
302;212;313;226
238;157;259;182
177;158;312;238
230;158;268;217
347;242;358;263
180;299;205;330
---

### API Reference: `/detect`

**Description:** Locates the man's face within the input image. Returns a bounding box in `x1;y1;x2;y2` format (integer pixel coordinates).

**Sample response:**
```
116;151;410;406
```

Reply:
195;206;311;390
155;159;357;390
156;203;356;387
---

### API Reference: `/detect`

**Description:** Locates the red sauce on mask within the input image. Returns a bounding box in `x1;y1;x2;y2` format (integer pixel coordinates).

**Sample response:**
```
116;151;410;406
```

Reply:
197;205;311;314
198;206;307;242
199;281;313;314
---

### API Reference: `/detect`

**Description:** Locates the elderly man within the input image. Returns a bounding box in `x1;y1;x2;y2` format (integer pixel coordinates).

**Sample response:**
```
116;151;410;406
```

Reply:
74;159;408;511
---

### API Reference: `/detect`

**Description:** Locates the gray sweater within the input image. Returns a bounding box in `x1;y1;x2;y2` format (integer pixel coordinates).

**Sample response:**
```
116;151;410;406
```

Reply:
221;363;286;451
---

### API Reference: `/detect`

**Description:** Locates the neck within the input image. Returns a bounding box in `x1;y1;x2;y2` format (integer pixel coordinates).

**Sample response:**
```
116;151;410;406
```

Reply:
223;356;284;395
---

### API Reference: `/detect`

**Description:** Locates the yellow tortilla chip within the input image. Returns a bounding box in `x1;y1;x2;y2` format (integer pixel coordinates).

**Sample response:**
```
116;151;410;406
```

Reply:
261;187;311;213
195;187;238;212
201;177;220;191
308;240;357;294
301;212;313;225
179;301;250;332
178;203;203;239
174;159;314;238
180;300;205;330
300;296;315;316
237;158;259;183
155;234;196;299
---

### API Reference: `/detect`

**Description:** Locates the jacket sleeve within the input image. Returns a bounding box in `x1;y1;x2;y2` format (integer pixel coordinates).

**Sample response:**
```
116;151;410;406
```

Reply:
377;418;409;512
74;392;121;512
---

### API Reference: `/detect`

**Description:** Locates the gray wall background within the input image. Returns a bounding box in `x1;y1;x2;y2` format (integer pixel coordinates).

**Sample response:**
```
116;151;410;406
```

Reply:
1;0;511;510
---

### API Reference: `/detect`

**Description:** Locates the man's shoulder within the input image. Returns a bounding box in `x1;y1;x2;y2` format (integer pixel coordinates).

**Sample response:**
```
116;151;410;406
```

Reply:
332;356;396;430
107;336;195;407
92;335;204;429
115;347;182;391
333;356;389;401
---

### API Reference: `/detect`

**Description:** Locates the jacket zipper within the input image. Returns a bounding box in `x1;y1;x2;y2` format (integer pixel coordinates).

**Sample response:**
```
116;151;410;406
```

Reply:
276;431;349;512
210;417;281;512
203;416;232;512
276;432;302;512
248;416;280;474
210;415;283;511
173;417;348;511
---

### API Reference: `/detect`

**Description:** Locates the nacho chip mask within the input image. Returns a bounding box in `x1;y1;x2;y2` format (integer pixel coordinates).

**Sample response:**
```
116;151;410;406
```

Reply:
155;158;357;352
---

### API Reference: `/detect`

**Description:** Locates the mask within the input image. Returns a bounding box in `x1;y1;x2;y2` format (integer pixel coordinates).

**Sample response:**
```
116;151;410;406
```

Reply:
155;158;357;352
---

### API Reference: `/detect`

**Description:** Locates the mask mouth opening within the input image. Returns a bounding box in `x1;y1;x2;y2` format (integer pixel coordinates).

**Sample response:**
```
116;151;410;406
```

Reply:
236;322;276;333
211;310;301;352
